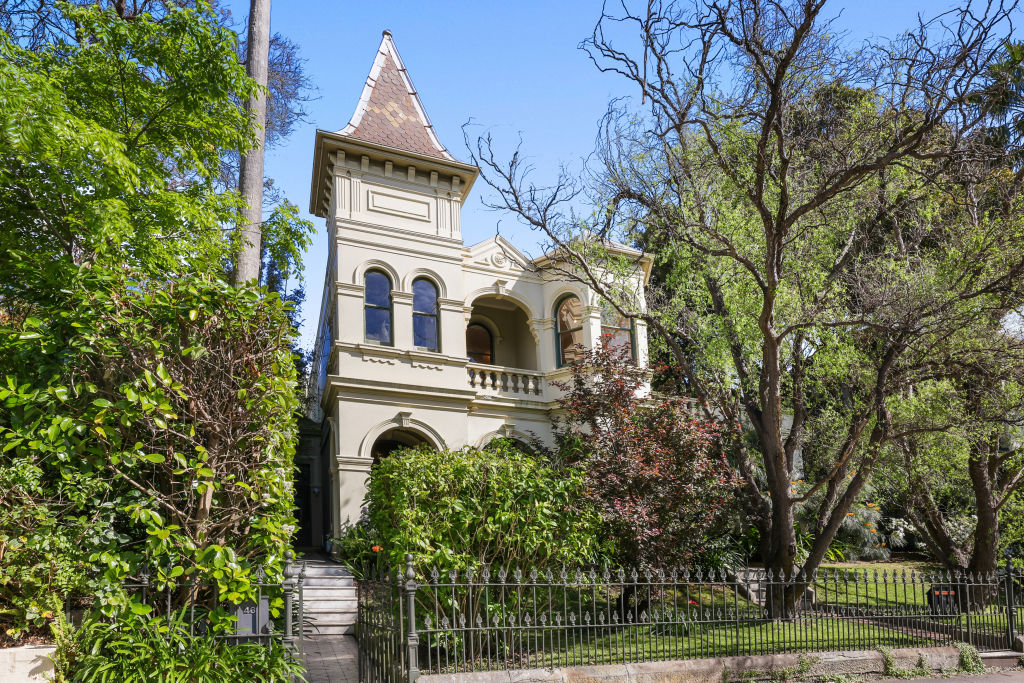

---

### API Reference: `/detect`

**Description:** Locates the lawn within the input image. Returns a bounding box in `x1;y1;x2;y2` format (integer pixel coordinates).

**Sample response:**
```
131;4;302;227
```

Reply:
407;560;1016;674
419;616;954;673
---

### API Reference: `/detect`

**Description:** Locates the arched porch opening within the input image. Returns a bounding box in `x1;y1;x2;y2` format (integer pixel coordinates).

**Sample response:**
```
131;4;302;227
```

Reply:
370;428;432;464
467;295;537;370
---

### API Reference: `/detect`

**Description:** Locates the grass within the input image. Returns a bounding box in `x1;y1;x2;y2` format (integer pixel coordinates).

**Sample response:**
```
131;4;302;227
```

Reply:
405;560;1015;675
420;617;952;673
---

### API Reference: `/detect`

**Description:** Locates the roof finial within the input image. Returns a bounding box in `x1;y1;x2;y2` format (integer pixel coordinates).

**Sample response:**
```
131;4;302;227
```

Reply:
382;29;392;38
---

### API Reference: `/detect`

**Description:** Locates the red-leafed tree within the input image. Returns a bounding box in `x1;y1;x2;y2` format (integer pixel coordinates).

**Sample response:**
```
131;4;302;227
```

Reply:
554;341;739;569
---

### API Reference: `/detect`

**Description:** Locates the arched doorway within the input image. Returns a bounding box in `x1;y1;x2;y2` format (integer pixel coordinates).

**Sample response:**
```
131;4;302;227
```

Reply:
370;428;431;464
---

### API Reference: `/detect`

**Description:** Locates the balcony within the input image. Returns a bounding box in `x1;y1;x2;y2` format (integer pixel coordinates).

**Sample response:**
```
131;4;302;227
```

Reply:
467;363;544;399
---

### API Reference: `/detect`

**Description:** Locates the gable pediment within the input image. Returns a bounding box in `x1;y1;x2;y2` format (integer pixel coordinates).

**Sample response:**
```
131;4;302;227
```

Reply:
465;236;532;273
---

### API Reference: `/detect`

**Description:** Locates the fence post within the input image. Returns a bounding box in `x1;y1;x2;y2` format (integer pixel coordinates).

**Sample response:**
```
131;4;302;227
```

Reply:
283;550;296;652
1007;558;1017;649
404;554;420;683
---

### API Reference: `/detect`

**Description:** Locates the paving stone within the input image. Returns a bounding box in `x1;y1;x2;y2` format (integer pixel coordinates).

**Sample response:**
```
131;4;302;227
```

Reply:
300;635;358;683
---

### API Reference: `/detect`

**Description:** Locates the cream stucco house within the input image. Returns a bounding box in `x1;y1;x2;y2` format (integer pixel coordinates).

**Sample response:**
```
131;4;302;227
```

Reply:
296;31;652;548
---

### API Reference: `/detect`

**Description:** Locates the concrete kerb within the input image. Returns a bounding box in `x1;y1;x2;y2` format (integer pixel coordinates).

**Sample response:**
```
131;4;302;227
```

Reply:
417;647;993;683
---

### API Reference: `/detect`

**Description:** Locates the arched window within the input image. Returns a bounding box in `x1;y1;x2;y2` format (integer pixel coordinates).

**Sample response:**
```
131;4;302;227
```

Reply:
555;295;584;366
412;278;439;351
600;300;635;359
466;323;493;364
364;270;393;345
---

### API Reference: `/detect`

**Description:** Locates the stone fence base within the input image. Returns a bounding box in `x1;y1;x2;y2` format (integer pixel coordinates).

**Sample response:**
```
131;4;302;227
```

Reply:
418;646;1010;683
0;645;56;682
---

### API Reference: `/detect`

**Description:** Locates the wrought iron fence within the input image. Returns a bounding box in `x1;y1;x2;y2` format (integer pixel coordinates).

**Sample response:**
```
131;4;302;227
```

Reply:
66;551;307;654
357;555;1024;683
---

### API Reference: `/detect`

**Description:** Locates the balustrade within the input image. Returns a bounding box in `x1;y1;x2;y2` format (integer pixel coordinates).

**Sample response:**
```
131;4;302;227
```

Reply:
466;363;543;397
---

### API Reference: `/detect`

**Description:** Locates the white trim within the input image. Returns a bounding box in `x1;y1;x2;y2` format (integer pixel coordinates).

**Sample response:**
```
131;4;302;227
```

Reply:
465;286;539;320
358;414;448;460
338;31;454;161
549;286;587;316
402;268;448;298
474;428;535;451
353;259;400;286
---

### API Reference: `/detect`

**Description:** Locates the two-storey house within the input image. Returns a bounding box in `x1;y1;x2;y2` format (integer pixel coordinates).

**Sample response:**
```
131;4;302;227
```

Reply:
299;31;651;547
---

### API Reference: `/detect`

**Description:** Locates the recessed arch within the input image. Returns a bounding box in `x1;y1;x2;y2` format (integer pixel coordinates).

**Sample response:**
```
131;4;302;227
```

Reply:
547;285;589;312
555;293;585;367
464;286;539;321
358;414;446;461
353;259;400;286
474;429;536;453
467;313;501;341
401;268;447;299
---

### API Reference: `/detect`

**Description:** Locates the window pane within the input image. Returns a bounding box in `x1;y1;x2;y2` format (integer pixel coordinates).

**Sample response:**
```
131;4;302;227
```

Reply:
364;271;391;307
365;307;391;344
413;314;438;350
559;328;584;364
557;296;582;331
602;326;632;355
600;301;629;328
412;279;438;314
466;324;492;364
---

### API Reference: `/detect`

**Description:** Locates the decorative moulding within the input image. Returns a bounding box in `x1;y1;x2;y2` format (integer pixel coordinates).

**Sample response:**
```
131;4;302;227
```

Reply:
367;189;431;222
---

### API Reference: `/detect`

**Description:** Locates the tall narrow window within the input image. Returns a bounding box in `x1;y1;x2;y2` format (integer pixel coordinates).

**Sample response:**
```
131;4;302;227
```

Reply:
556;295;584;366
364;270;392;345
412;278;439;351
466;323;493;364
600;301;635;358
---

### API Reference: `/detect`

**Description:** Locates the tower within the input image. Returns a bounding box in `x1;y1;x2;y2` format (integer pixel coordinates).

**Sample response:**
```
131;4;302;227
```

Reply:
308;32;480;534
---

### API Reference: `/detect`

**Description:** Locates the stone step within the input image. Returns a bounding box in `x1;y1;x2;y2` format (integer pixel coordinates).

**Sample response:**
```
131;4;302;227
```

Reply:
300;576;355;587
307;611;357;622
300;566;353;577
307;617;356;628
303;589;357;600
304;600;357;612
304;623;355;635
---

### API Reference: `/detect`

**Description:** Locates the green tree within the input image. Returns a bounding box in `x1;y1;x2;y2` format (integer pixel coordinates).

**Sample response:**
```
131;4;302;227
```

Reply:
0;2;254;288
470;0;1024;606
0;3;302;637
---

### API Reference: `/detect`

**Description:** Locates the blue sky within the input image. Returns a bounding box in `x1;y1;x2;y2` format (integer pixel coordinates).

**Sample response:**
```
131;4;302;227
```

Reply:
221;1;961;351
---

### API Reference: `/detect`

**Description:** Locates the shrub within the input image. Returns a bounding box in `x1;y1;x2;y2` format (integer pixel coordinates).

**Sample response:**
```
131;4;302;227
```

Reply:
0;271;299;635
337;441;606;572
51;608;305;682
554;343;740;568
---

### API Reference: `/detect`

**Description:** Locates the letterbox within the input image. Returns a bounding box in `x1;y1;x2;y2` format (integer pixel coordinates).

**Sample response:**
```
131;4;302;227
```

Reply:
233;595;272;636
927;584;961;614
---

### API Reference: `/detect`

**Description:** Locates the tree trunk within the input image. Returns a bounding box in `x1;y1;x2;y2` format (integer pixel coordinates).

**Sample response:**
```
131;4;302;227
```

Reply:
967;447;1000;578
233;0;271;285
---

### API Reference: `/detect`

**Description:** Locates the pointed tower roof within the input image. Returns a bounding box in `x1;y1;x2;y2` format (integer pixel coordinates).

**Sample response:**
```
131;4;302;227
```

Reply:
338;31;453;160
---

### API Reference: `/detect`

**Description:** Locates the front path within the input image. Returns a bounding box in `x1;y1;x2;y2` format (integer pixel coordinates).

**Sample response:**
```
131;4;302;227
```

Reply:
301;636;358;683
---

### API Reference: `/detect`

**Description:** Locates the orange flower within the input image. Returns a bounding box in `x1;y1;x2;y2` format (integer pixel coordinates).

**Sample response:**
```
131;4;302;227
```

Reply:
870;529;877;534
881;543;886;547
846;512;854;516
371;545;383;552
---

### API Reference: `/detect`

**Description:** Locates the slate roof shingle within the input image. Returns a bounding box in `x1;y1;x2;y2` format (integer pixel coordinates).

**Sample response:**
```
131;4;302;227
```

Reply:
339;31;453;161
